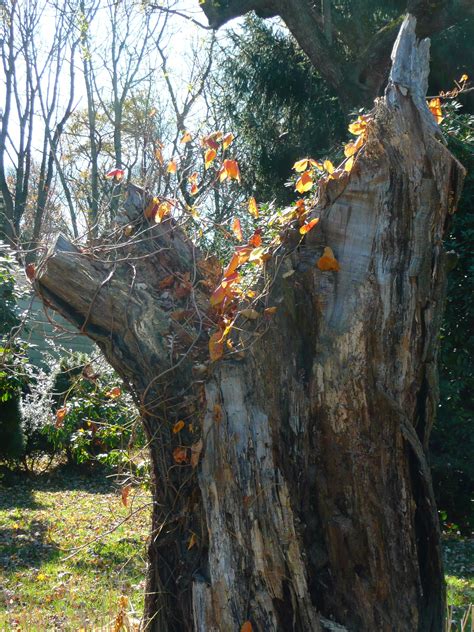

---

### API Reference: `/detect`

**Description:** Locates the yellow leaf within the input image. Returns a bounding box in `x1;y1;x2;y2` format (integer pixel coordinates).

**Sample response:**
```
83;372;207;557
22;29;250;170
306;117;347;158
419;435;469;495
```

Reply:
36;573;47;582
295;170;313;194
459;74;468;83
317;246;340;271
167;160;177;174
323;160;335;174
173;420;185;434
188;532;197;549
428;97;443;125
248;246;265;263
248;196;259;218
205;148;217;169
344;156;354;172
222;132;234;149
293;158;309;172
180;131;192;143
155;201;172;223
348;115;369;136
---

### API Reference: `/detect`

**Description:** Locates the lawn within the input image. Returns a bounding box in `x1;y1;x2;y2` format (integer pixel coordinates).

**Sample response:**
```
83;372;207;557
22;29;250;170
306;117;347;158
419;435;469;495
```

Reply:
0;467;150;631
0;467;472;631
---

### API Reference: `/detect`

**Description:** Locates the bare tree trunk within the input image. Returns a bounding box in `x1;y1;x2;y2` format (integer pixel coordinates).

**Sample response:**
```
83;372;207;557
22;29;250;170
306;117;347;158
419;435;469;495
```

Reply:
34;18;464;632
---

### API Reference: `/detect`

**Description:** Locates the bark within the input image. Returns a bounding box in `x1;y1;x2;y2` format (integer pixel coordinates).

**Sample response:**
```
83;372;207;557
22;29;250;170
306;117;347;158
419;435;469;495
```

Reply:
34;17;464;632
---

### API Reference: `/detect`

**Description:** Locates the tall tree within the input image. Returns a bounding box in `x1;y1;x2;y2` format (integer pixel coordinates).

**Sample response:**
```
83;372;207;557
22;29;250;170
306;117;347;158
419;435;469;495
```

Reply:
34;15;464;632
201;0;473;110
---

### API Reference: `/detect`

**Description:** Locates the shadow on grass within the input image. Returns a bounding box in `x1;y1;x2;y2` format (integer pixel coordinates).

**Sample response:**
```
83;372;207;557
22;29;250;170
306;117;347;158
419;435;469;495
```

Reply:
0;518;61;570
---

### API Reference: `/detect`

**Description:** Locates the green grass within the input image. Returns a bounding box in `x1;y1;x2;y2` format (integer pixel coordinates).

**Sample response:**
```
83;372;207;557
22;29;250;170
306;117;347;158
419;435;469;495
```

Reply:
0;467;472;630
0;467;150;631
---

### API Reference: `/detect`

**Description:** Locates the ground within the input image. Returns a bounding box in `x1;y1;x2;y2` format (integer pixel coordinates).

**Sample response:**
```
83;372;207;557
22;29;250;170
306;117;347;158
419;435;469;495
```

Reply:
0;468;472;631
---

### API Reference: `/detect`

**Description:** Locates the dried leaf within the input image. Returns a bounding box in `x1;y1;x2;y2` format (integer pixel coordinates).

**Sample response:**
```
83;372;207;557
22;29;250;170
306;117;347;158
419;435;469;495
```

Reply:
180;131;192;144
295;170;313;194
222;132;234;149
25;263;36;281
173;420;185;434
232;217;243;241
299;217;319;235
188;532;197;549
173;447;188;464
209;331;224;361
205;148;217;169
428;97;443;125
167;160;177;174
282;268;295;278
154;147;164;164
191;438;203;468
159;275;174;289
248;196;259;218
317;246;340;271
105;386;122;399
241;308;260;320
264;306;278;317
105;168;125;180
121;484;132;507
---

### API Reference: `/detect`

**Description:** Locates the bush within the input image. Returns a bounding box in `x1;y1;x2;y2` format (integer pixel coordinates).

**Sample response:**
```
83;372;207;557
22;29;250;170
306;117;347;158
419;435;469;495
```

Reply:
0;242;28;463
34;352;141;468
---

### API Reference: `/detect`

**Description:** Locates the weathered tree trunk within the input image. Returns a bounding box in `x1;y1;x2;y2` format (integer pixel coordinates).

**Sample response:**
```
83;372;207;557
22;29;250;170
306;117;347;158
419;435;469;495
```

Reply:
34;18;464;632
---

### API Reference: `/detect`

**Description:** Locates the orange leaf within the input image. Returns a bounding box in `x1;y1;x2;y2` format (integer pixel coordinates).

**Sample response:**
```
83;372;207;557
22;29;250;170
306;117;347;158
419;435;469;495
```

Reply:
295;171;313;194
210;284;229;308
428;97;443;125
106;386;122;399
173;420;185;434
241;622;252;632
144;196;160;220
317;246;340;271
248;230;262;247
220;159;241;183
180;131;192;143
222;132;234;149
205;148;217;169
55;407;67;428
167;160;177;174
105;168;125;180
121;484;132;507
191;438;203;468
155;201;172;223
209;331;224;361
191;183;199;196
173;447;188;464
299;217;319;235
248;196;259;218
188;532;197;549
323;160;335;174
223;253;241;277
232;218;243;242
25;263;36;281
